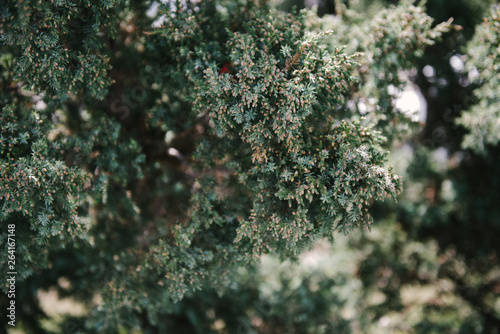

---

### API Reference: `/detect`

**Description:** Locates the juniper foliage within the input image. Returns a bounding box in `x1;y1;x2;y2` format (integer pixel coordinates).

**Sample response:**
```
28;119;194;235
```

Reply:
0;0;467;332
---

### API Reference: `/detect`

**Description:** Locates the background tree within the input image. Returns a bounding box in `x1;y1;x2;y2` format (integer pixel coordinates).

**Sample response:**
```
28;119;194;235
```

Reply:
0;0;498;333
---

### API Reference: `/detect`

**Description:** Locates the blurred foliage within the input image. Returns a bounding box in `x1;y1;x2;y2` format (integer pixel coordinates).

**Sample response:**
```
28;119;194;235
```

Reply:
0;0;499;333
457;6;500;154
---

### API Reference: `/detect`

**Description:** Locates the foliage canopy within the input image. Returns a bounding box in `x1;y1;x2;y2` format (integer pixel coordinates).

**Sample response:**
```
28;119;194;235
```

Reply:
1;0;499;333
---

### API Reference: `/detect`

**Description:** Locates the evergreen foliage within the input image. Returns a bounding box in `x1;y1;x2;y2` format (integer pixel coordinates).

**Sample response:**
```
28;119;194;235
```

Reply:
0;0;498;333
457;6;500;154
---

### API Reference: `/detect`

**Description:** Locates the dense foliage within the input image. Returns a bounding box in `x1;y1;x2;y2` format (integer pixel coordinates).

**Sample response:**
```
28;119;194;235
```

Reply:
0;0;498;333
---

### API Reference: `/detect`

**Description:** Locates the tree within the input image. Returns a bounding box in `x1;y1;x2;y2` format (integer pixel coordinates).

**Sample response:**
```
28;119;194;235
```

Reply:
1;0;497;333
